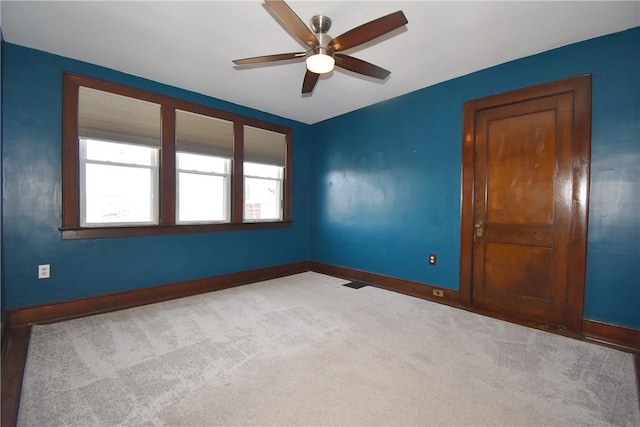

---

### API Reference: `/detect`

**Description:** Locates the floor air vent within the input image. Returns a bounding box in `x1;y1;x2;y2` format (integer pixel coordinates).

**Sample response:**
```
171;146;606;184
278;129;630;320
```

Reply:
343;281;370;289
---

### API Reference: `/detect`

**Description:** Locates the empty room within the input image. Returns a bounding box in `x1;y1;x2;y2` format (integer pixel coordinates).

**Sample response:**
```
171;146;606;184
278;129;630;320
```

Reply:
1;1;639;426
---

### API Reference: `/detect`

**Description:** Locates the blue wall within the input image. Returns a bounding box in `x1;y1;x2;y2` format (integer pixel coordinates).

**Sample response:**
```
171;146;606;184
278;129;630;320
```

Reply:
2;43;312;309
3;28;639;329
310;27;640;328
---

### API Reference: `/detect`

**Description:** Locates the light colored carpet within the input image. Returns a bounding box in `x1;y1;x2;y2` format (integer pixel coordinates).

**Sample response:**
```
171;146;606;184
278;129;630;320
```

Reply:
18;272;639;426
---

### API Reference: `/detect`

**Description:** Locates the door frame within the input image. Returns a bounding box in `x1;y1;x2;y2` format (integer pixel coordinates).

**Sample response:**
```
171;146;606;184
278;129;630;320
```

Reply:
459;75;592;334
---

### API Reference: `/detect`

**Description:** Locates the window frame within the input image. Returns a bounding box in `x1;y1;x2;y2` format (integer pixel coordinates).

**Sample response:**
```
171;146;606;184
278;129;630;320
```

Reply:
61;73;292;239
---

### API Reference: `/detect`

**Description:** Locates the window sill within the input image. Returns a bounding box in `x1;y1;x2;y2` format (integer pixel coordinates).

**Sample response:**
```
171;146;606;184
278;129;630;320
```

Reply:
60;221;293;240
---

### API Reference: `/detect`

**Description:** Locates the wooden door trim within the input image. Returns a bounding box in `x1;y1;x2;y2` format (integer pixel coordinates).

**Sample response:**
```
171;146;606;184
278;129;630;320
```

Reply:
459;74;592;334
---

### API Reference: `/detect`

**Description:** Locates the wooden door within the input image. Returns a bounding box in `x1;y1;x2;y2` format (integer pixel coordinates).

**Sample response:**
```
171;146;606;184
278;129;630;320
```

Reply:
460;76;591;333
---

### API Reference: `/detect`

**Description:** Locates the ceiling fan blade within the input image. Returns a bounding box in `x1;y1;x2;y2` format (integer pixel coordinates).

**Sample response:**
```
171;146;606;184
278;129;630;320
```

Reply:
329;11;408;52
265;0;318;48
302;70;319;94
334;54;390;80
233;52;305;65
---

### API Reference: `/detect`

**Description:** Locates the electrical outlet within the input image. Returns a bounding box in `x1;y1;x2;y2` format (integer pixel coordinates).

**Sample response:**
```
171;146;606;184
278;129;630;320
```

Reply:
432;289;444;298
38;264;50;279
428;254;437;265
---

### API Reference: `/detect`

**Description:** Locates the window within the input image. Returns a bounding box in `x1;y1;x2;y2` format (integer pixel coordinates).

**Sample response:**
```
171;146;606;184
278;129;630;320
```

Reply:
243;126;287;222
80;139;159;226
177;152;230;223
77;86;161;226
244;162;284;221
62;73;291;239
175;110;233;224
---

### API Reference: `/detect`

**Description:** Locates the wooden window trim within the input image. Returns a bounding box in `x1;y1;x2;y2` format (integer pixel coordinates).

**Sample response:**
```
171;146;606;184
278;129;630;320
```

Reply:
61;73;292;239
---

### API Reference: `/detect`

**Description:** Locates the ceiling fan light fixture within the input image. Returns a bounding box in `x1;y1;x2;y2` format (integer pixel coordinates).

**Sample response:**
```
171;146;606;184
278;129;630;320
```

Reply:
306;52;335;74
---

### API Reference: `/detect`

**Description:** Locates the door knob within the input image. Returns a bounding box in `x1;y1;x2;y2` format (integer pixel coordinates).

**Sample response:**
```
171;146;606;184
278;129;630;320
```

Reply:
475;220;484;238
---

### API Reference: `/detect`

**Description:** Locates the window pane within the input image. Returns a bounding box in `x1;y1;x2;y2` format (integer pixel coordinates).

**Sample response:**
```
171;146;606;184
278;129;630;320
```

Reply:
244;177;281;221
244;162;283;179
85;139;157;166
178;173;228;222
177;152;229;174
85;163;156;224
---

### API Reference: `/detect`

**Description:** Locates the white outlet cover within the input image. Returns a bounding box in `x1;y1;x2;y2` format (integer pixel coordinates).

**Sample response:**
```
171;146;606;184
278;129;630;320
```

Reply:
38;264;51;279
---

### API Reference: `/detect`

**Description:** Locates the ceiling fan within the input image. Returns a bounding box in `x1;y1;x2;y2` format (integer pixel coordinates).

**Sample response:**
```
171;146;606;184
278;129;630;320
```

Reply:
232;0;408;94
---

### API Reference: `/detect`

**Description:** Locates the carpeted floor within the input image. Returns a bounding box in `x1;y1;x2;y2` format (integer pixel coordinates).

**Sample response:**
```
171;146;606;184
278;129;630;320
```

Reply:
18;272;640;426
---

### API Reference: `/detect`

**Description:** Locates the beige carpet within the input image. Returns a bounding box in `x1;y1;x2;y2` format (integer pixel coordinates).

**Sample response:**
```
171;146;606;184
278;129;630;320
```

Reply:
18;272;639;426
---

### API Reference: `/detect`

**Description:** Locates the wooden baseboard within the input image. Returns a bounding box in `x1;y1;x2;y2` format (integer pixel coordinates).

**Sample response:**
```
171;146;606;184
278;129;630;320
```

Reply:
1;311;9;356
1;325;32;427
7;261;311;327
309;261;458;306
583;319;640;353
8;260;638;354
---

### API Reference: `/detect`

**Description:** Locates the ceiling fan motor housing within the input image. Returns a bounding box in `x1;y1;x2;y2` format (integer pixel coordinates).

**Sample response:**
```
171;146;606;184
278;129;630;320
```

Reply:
307;37;333;57
308;15;334;59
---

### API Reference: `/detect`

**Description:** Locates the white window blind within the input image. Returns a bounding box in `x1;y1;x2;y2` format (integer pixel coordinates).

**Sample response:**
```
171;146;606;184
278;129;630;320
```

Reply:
244;125;286;166
176;110;234;158
78;87;161;147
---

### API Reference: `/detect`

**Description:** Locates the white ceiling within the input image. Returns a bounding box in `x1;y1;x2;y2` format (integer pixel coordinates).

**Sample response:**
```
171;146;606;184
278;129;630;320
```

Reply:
2;1;639;124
